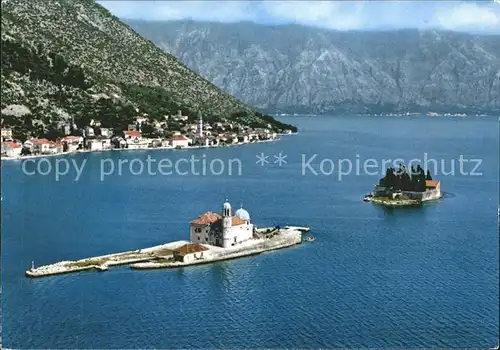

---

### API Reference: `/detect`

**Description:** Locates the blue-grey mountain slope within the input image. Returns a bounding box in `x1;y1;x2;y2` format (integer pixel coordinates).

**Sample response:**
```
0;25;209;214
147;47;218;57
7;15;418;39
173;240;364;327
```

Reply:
128;20;500;115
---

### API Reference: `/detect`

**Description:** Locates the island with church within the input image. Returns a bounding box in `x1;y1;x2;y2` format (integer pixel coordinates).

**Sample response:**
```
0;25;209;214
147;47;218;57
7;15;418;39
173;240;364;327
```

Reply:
364;164;442;207
25;200;310;278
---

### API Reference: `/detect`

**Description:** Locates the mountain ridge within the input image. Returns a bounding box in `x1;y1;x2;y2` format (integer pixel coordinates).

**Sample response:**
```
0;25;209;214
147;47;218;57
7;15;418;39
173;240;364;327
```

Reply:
127;19;500;115
1;0;295;140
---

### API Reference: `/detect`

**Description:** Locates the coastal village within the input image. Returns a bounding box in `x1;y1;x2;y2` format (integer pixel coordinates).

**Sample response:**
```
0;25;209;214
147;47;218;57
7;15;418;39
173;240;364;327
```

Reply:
1;110;291;160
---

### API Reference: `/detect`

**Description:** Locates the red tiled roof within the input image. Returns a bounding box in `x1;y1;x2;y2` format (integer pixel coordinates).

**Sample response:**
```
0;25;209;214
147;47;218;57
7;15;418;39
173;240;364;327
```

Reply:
63;136;82;141
3;141;21;148
33;138;50;145
425;180;440;188
171;135;189;141
174;243;209;257
191;212;222;225
124;130;141;137
191;212;247;226
232;216;247;226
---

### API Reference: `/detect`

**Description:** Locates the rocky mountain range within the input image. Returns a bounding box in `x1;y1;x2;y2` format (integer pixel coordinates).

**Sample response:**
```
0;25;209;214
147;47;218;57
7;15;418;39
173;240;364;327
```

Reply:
128;20;500;115
1;0;294;141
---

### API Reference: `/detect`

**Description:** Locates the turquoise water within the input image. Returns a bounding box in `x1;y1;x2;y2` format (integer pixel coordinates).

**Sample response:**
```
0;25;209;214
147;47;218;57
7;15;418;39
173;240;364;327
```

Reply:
2;115;499;348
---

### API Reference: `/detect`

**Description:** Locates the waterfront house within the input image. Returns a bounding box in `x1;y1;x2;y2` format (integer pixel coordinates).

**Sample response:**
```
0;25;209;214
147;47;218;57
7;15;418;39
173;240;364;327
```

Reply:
123;130;148;149
172;243;212;263
1;127;13;141
48;141;63;155
150;138;162;148
229;134;239;144
123;130;141;141
111;136;127;149
201;137;210;147
170;134;191;148
32;139;50;154
86;139;103;151
61;136;84;152
424;180;441;199
240;134;250;143
161;139;172;148
1;141;22;157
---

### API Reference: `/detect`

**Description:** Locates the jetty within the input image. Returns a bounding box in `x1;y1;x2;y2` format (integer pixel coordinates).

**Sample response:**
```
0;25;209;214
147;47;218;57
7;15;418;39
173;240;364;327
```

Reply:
25;227;308;278
25;241;188;278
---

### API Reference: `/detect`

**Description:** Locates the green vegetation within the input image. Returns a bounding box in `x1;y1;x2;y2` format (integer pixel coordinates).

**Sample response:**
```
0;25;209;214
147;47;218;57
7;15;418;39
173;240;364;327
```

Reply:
379;164;432;192
1;0;296;140
67;258;106;268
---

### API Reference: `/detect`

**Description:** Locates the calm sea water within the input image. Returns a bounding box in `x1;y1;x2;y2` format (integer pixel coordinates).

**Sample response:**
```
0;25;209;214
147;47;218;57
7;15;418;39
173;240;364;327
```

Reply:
2;115;499;348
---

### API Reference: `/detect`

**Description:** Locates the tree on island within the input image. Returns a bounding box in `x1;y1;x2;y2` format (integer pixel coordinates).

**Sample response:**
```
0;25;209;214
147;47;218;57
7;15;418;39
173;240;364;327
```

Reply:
379;163;427;192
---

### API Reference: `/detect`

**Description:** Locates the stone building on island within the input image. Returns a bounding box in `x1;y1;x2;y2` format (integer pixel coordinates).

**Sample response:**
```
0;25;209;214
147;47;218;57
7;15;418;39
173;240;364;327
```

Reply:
189;200;254;248
172;243;212;263
373;179;441;201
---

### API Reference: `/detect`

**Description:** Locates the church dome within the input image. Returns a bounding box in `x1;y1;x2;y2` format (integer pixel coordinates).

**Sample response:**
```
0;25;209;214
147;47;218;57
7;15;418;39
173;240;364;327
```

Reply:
235;208;251;221
223;201;231;210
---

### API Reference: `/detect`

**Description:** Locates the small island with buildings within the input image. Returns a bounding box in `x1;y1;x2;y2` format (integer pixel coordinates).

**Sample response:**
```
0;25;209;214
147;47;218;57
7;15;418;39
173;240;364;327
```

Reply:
364;164;442;207
25;200;310;278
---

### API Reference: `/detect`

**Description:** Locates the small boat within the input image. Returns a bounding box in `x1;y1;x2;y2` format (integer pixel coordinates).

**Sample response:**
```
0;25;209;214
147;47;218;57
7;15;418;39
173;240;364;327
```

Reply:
363;194;373;202
306;236;316;242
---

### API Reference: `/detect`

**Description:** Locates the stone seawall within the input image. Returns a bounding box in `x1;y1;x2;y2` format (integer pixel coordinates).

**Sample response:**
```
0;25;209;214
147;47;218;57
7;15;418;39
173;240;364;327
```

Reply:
131;229;303;269
25;241;188;278
24;229;306;276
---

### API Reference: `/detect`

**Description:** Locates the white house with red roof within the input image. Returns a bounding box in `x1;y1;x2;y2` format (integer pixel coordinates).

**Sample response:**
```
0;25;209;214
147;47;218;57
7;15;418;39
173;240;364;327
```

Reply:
32;138;50;154
123;130;148;149
170;134;191;148
86;139;111;152
61;135;83;152
190;200;254;248
48;141;63;155
1;141;22;158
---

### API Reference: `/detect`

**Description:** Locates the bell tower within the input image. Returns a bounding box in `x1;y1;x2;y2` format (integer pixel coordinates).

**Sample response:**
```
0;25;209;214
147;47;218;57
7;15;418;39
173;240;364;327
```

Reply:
197;111;203;138
221;200;232;248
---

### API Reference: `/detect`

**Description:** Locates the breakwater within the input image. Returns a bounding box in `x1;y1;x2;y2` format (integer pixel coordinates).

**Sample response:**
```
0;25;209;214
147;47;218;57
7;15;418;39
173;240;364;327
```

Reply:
131;228;303;269
25;228;307;278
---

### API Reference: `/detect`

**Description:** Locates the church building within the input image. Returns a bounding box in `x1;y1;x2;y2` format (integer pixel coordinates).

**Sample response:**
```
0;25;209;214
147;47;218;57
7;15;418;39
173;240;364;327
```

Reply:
189;200;254;248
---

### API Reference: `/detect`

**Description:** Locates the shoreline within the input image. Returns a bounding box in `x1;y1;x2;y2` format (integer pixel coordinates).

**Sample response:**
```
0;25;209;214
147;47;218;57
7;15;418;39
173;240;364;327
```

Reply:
367;195;443;207
25;228;306;278
1;135;293;162
131;230;303;269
